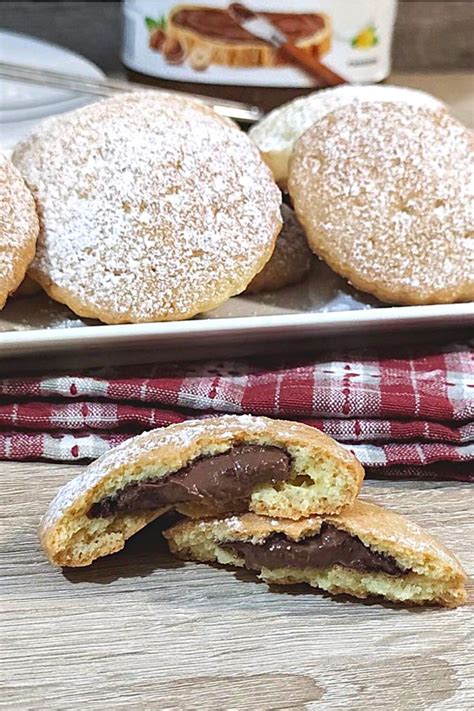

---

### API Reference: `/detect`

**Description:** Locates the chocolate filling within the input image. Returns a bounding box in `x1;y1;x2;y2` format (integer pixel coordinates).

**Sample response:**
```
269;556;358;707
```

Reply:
226;524;405;576
172;8;325;44
88;445;291;518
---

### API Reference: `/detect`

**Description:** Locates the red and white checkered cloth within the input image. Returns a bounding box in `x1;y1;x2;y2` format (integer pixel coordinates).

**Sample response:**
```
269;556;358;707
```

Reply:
0;342;472;480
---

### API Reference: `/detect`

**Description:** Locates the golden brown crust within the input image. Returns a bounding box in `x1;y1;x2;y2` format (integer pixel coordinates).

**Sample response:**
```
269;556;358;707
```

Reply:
167;6;331;69
0;153;39;309
39;415;364;566
165;499;468;607
246;205;312;293
288;103;474;305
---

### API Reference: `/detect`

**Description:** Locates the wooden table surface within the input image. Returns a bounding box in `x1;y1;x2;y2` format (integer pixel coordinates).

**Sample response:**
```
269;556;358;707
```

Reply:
1;463;473;710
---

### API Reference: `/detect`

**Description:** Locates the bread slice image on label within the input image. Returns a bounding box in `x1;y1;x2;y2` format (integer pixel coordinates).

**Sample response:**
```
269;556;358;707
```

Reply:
166;5;332;69
164;500;468;607
39;415;363;567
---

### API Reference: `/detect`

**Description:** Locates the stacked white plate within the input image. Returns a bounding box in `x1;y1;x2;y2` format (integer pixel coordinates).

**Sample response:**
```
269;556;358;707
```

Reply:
0;30;104;149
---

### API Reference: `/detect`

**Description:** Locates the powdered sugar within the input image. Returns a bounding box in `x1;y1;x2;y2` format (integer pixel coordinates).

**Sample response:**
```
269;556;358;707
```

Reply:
93;413;268;473
222;515;244;532
0;151;38;305
249;84;446;184
289;102;474;304
12;92;281;323
250;84;445;153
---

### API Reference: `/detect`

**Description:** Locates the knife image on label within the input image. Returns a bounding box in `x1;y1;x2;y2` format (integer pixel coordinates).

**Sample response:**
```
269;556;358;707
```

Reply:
228;2;347;86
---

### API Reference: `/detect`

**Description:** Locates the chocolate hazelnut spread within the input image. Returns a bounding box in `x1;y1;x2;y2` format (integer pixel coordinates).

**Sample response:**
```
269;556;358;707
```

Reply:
172;8;325;44
226;524;405;575
88;445;290;518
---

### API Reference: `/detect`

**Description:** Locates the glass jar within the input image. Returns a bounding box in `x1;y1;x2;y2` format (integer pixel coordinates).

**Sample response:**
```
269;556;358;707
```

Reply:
122;0;398;111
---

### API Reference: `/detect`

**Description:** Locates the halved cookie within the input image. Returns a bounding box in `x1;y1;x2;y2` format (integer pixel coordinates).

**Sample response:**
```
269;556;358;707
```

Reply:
164;500;467;607
40;415;363;567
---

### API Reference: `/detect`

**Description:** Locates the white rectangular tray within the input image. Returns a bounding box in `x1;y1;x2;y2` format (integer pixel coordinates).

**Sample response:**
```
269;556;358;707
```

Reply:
2;73;473;371
2;261;473;369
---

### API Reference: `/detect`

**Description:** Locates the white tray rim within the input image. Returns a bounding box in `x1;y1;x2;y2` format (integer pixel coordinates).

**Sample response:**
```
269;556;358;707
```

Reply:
2;302;473;355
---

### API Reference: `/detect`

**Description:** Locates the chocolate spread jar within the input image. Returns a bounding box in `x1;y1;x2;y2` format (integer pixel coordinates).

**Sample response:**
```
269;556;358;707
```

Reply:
122;0;398;112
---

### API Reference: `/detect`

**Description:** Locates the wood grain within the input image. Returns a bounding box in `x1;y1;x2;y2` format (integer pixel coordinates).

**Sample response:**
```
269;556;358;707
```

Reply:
1;462;473;710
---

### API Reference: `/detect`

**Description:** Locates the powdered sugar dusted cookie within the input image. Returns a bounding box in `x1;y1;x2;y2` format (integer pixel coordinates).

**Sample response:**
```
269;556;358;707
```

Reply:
249;84;445;186
165;499;467;607
0;152;39;309
246;204;312;293
289;103;474;305
39;415;364;566
12;92;282;324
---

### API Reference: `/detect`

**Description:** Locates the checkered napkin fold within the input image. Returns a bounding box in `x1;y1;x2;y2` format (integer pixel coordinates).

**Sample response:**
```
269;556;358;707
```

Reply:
0;342;472;481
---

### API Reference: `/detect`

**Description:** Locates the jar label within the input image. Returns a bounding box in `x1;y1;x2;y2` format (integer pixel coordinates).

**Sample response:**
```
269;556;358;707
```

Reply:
123;0;397;87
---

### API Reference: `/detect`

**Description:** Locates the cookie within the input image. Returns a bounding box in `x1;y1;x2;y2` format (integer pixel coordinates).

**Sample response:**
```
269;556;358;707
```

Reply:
39;415;364;567
0;152;39;309
246;204;312;293
165;499;467;607
11;275;42;299
289;103;474;305
12;92;281;324
249;84;446;186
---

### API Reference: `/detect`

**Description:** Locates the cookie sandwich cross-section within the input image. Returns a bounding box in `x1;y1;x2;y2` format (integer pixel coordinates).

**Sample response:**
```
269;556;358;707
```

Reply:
165;500;467;607
40;415;364;567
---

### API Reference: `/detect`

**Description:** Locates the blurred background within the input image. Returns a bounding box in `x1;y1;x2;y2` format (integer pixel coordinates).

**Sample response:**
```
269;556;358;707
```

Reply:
1;0;473;74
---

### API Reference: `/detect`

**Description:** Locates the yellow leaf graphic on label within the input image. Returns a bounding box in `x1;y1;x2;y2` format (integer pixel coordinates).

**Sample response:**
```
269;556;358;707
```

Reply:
352;25;379;49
